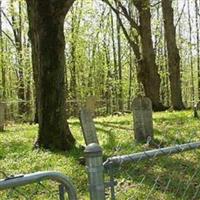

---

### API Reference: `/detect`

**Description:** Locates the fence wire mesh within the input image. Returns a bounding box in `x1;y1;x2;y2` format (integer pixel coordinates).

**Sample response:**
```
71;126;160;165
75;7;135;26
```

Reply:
103;130;200;200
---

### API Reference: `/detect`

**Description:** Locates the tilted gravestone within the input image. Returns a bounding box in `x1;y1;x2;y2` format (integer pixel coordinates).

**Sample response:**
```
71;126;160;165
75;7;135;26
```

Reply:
132;96;153;142
194;101;200;118
80;107;99;145
0;102;5;132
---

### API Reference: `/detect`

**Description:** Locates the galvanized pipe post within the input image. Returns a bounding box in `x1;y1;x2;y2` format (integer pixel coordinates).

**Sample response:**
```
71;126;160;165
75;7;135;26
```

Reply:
84;143;105;200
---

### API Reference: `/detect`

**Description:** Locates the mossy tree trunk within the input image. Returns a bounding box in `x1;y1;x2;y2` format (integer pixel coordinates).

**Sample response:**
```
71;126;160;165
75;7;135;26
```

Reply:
26;0;76;150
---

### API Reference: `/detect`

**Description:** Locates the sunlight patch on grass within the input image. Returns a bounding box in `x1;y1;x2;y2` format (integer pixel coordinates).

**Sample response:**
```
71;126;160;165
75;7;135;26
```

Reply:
0;110;200;199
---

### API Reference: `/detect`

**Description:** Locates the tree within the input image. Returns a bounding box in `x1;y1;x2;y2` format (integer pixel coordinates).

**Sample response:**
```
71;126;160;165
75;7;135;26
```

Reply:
187;0;195;105
0;0;5;100
103;0;166;111
195;0;200;99
116;2;123;112
11;0;26;115
134;0;165;111
161;0;185;110
68;2;83;116
26;0;76;150
1;0;27;115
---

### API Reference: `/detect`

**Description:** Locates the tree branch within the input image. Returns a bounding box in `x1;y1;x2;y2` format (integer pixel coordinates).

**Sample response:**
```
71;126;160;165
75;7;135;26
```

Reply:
53;0;76;16
1;10;13;28
115;0;140;33
175;0;186;27
2;30;15;47
102;0;140;60
151;1;161;7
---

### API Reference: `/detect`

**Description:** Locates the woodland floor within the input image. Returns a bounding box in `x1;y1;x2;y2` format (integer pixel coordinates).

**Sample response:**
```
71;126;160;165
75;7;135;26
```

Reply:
0;111;200;199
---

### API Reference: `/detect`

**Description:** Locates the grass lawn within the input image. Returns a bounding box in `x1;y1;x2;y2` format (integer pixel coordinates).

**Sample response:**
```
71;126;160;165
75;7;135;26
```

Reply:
0;110;200;199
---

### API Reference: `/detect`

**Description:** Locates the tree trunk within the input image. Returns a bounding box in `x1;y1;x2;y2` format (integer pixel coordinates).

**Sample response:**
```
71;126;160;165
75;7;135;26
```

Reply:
128;47;133;110
187;0;195;106
161;0;185;110
116;5;123;112
195;0;200;99
134;0;165;111
0;0;6;100
69;7;78;116
10;0;26;116
27;2;39;123
104;35;112;114
104;0;166;111
26;0;75;150
110;12;118;111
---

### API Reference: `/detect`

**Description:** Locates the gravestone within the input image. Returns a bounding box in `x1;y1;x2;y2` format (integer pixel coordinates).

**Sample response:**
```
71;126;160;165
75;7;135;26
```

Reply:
80;107;99;145
194;101;200;118
0;103;5;131
132;96;153;142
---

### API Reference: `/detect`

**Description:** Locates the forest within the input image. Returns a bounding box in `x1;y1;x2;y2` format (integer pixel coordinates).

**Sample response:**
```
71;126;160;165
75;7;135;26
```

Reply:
1;0;200;116
1;0;200;199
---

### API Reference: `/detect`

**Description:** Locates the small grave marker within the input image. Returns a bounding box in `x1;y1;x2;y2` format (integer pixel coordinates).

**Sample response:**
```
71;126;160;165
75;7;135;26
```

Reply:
0;102;5;131
80;107;99;145
132;96;153;142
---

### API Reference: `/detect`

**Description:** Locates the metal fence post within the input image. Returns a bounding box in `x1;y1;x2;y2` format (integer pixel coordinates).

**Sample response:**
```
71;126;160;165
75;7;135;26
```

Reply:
84;143;105;200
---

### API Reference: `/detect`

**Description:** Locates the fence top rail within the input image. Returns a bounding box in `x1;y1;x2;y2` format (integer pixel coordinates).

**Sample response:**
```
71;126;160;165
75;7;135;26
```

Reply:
103;141;200;168
0;171;77;200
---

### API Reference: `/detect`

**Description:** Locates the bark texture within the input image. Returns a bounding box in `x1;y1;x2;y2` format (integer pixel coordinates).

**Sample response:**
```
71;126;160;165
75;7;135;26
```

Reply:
26;0;75;150
162;0;185;110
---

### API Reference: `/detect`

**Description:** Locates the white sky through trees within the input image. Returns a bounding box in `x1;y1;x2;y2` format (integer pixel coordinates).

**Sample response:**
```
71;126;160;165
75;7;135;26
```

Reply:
0;0;197;44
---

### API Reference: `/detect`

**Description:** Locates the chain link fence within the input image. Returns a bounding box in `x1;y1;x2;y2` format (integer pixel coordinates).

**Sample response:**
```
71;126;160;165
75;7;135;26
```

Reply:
103;142;200;200
84;130;200;200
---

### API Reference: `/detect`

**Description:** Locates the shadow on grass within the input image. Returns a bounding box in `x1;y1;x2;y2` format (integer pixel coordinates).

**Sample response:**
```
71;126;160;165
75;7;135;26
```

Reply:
0;140;32;159
95;122;132;131
154;115;194;126
69;119;132;127
3;124;38;133
96;127;118;152
95;120;131;126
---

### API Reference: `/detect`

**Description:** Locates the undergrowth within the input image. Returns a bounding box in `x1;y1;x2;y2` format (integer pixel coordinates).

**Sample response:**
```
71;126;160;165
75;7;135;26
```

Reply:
0;110;200;199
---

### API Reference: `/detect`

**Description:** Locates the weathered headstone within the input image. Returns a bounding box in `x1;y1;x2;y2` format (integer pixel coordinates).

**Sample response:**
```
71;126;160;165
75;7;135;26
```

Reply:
80;107;99;145
194;101;200;118
0;103;5;132
132;96;153;142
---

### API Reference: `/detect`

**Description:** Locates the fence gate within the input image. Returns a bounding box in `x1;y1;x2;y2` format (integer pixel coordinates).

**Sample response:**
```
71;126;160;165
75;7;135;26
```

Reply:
0;171;77;200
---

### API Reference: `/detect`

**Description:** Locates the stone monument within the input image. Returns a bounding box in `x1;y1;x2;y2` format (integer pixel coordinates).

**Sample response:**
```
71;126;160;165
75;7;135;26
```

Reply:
132;96;153;142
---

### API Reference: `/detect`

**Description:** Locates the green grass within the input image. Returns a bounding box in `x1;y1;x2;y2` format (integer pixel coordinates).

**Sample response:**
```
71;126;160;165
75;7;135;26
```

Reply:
1;110;200;199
